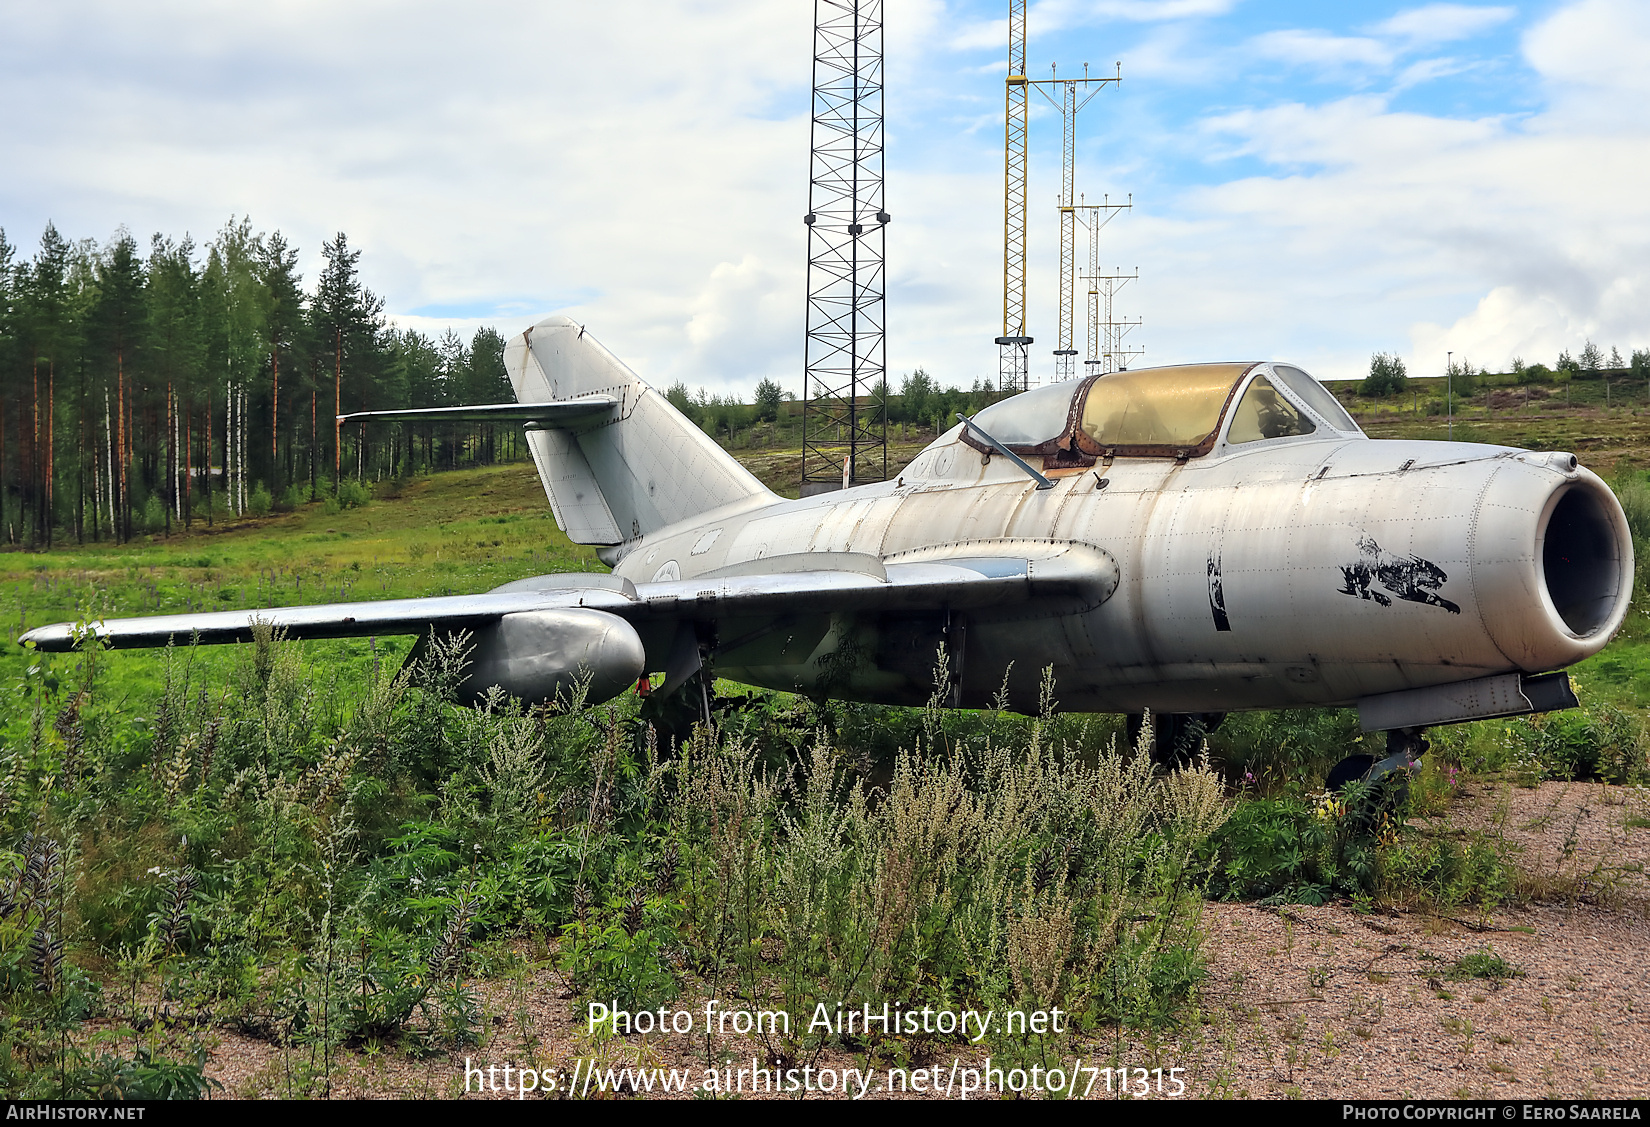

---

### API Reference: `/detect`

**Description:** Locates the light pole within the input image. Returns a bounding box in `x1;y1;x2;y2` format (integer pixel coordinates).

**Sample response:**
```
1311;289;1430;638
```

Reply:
1447;350;1453;441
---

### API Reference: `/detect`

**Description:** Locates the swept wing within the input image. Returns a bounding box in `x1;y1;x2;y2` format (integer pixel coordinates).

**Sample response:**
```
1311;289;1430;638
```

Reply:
21;544;1118;653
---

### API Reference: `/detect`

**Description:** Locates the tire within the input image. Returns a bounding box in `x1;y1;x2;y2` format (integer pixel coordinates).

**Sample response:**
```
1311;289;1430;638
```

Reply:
1326;754;1376;792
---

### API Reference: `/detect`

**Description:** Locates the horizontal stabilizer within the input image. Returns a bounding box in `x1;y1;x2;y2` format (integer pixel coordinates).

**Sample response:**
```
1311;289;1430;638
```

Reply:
336;396;617;428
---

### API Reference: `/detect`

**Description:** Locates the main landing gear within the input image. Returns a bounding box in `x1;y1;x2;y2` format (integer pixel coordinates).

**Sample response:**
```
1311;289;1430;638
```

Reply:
1128;712;1226;769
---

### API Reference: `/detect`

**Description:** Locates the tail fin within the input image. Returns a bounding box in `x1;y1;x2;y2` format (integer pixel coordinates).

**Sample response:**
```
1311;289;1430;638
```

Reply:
503;316;774;547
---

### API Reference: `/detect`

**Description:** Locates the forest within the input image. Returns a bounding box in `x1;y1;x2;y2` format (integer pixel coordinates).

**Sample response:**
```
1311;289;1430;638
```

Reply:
0;219;516;549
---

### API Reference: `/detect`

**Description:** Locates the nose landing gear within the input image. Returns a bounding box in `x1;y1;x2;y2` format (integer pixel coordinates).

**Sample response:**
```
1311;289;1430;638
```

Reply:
1327;727;1427;822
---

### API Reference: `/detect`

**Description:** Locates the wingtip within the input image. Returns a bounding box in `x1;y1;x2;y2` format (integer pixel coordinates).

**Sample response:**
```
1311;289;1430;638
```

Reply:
17;623;77;652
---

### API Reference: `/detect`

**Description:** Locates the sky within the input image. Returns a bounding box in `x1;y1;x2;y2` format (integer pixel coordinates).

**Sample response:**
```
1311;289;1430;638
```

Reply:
1;0;1646;396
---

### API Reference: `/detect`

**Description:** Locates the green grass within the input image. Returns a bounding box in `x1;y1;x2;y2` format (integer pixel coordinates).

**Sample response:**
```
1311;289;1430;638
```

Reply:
1446;948;1524;984
1325;373;1650;474
2;463;602;698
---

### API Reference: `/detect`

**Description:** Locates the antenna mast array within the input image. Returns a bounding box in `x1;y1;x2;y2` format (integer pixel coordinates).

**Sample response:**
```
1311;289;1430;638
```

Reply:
800;0;890;495
997;1;1122;391
1102;267;1141;372
1076;195;1138;373
1032;64;1119;386
1092;267;1143;372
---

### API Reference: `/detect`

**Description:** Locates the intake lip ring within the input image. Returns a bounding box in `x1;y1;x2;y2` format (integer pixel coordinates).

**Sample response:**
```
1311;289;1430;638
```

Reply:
1535;475;1633;645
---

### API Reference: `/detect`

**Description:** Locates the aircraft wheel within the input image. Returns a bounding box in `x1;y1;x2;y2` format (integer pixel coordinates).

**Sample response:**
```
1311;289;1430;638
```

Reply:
1327;730;1425;832
1326;754;1377;792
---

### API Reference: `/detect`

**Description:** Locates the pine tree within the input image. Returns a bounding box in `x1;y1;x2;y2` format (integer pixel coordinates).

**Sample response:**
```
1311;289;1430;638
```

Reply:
260;232;306;495
62;237;99;543
0;219;526;540
470;327;513;463
25;225;75;546
148;235;203;530
313;233;387;489
93;231;146;541
392;329;444;475
0;228;15;543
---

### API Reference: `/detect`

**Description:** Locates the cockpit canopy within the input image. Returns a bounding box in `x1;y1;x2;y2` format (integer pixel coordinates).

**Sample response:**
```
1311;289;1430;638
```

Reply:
963;362;1359;464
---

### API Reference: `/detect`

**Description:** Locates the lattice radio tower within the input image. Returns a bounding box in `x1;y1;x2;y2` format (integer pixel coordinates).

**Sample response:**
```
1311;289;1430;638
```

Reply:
996;0;1032;392
801;0;889;493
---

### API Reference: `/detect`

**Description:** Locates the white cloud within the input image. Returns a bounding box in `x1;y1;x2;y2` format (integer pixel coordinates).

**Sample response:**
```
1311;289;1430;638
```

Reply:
1370;4;1516;45
1243;6;1512;86
0;0;817;390
679;255;801;384
951;0;1234;51
1249;29;1394;71
1410;287;1592;375
1165;3;1650;378
1056;0;1236;21
1524;0;1650;104
1391;55;1471;90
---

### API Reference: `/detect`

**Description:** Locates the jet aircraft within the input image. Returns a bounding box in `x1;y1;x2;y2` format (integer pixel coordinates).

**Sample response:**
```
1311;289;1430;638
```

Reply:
22;315;1635;786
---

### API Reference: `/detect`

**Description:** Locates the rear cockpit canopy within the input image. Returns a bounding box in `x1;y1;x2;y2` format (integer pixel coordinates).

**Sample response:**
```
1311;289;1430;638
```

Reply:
960;361;1361;468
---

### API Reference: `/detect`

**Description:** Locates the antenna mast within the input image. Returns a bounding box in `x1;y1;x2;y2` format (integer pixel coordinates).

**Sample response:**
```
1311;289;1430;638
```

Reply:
996;0;1032;392
997;0;1119;392
801;0;889;495
1093;266;1143;372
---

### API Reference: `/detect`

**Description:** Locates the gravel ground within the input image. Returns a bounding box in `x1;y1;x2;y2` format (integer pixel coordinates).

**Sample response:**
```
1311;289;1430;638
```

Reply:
195;780;1650;1100
1181;898;1650;1099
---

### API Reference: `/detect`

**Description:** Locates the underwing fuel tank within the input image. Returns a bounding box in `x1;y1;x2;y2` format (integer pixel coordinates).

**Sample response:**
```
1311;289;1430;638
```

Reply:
459;609;645;707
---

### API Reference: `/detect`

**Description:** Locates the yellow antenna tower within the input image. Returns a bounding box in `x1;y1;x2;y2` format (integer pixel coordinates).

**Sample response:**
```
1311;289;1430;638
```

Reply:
995;0;1119;391
995;0;1031;392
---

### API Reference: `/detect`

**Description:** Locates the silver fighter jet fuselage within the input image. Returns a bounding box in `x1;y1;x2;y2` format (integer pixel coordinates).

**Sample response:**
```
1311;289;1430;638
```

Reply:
23;316;1633;738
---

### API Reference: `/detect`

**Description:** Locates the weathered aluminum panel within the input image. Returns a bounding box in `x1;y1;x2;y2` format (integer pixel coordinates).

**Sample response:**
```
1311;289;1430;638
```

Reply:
507;316;772;542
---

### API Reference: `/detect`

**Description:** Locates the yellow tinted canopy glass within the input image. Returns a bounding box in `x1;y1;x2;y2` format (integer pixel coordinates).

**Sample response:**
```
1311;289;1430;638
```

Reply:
1079;364;1252;450
1227;376;1316;444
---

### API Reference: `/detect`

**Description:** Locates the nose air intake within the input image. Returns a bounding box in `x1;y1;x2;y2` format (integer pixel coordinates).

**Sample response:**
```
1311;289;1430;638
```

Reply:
1541;484;1629;639
1473;462;1632;673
